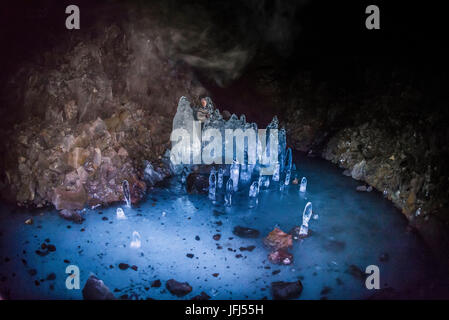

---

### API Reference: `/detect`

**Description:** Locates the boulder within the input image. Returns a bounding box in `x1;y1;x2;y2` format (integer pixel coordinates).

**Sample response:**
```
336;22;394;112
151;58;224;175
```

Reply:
233;226;260;238
186;173;209;194
166;279;192;297
52;186;87;210
263;228;292;250
271;281;303;300
58;209;84;223
82;275;115;300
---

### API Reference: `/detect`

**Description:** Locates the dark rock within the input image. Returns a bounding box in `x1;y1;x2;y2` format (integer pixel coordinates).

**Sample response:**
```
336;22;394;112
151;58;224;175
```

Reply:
35;250;49;257
59;209;84;223
186;173;209;194
82;275;115;300
195;236;200;241
191;291;211;300
233;226;260;238
379;253;389;262
212;273;219;277
213;234;221;241
46;273;56;281
28;269;37;276
166;279;192;297
320;286;332;295
271;281;303;300
239;245;256;252
151;279;161;288
131;265;138;271
186;253;194;258
47;244;56;252
347;265;366;280
118;263;129;270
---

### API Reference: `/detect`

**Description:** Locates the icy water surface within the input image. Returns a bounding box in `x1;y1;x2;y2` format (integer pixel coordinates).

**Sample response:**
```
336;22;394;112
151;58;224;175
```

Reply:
1;154;448;299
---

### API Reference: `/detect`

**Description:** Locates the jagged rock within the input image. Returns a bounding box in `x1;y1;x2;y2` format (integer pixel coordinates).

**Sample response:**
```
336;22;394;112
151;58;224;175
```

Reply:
191;291;211;300
268;249;293;265
271;281;303;300
82;275;115;300
186;173;209;194
263;228;292;250
232;226;260;238
58;209;84;223
166;279;192;297
52;186;87;211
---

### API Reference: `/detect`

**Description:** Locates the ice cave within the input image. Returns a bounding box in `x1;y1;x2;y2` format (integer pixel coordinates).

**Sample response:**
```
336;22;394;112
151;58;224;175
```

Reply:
0;0;449;302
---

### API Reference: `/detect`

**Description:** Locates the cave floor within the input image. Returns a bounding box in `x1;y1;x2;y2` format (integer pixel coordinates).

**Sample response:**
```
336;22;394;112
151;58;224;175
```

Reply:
1;153;448;300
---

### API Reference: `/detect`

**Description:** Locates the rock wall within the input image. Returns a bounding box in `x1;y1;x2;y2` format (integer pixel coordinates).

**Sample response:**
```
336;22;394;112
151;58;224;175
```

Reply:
280;60;449;257
0;3;207;209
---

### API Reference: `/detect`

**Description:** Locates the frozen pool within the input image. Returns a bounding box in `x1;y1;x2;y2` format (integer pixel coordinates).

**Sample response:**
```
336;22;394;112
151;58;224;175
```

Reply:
1;153;448;300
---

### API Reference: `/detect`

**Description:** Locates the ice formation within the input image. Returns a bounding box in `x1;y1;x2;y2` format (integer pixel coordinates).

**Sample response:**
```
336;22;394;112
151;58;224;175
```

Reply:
217;168;224;188
116;208;126;220
299;202;313;236
181;167;188;184
300;177;307;193
122;180;131;208
130;231;141;249
248;181;259;208
230;160;240;192
224;178;233;207
170;97;287;186
208;170;217;203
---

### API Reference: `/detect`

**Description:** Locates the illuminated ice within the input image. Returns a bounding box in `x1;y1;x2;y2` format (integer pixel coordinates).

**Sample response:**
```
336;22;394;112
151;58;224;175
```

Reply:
208;170;217;203
248;181;259;209
240;164;251;183
300;177;307;193
284;169;291;186
224;178;233;207
116;208;126;220
217;168;224;188
130;231;141;249
272;162;280;181
230;160;240;192
181;167;188;184
122;180;131;208
299;202;313;236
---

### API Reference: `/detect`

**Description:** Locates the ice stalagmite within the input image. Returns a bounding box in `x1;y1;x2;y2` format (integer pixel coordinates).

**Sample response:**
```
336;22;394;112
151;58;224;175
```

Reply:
217;168;224;188
224;178;233;207
285;147;292;171
284;169;291;186
272;162;280;182
230;160;240;192
122;180;131;208
116;208;126;220
130;231;141;249
181;167;188;184
208;170;217;203
248;181;259;208
240;163;251;183
299;202;313;237
300;177;307;193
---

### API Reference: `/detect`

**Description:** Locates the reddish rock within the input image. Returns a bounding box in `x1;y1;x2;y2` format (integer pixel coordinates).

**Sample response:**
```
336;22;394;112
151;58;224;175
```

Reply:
263;228;293;250
166;279;192;297
52;186;87;210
